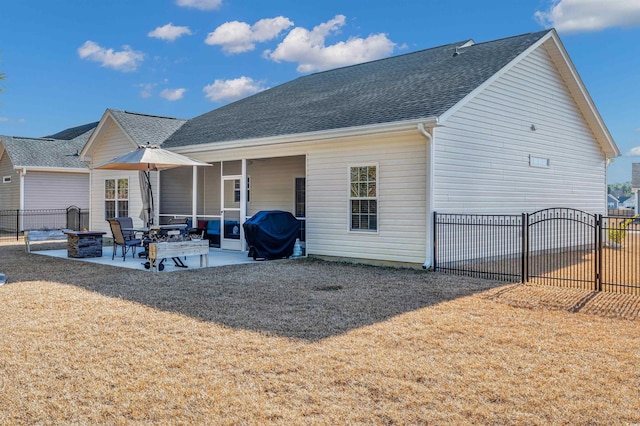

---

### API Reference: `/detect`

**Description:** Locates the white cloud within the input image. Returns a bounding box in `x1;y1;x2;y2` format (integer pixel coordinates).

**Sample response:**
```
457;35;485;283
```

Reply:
625;146;640;156
148;23;192;41
535;0;640;32
264;15;396;73
202;76;266;102
205;16;293;53
176;0;221;11
0;117;25;124
160;88;187;101
78;41;144;72
137;83;157;98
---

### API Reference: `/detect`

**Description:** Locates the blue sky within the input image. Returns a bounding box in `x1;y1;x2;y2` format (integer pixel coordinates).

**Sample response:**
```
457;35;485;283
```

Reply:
0;0;638;183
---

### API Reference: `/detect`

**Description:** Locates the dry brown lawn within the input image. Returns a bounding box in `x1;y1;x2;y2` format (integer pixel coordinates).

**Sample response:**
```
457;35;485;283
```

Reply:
0;242;639;424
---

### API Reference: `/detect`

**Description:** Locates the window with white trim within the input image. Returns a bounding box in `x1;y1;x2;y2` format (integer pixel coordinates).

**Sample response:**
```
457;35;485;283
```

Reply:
349;165;377;231
294;177;305;218
233;177;250;203
2;176;11;184
105;178;129;219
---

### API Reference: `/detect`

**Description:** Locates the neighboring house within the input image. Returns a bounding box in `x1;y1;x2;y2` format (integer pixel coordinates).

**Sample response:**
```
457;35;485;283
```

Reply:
0;122;97;215
607;194;619;210
621;196;636;210
631;163;640;214
81;29;619;267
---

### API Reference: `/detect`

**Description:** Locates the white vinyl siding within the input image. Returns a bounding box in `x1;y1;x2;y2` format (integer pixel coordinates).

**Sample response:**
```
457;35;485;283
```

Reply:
23;172;89;210
0;151;20;210
89;118;151;233
306;132;426;264
434;44;607;215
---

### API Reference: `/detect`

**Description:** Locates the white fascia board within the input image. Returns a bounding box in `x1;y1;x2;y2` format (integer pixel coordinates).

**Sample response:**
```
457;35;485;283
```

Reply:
543;32;619;158
439;30;554;124
170;117;439;155
14;166;89;174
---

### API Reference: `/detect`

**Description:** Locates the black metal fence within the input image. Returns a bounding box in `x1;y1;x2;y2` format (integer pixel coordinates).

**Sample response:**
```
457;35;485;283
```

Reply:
434;208;640;295
0;206;89;242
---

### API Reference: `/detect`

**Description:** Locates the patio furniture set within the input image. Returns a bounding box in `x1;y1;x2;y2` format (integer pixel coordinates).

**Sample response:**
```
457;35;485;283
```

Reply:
107;217;208;272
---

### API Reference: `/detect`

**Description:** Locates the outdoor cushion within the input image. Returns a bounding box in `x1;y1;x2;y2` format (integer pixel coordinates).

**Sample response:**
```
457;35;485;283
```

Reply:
207;219;220;234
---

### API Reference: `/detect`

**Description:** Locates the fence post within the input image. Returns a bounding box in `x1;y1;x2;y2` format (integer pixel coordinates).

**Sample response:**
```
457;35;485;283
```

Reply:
432;211;437;272
15;209;19;241
596;214;602;292
522;212;528;283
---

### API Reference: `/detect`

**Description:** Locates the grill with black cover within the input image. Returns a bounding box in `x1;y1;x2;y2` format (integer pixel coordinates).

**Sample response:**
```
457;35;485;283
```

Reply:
243;210;301;260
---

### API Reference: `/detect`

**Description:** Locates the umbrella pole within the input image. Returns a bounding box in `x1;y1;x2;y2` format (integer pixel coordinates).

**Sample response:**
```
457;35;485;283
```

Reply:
146;169;154;227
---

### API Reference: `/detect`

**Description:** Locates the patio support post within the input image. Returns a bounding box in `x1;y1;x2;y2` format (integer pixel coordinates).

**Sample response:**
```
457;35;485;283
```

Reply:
192;166;198;227
240;159;247;251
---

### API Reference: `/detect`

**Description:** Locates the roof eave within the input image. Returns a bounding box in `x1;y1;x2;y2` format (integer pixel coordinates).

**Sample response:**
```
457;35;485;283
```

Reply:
169;117;440;155
13;165;89;173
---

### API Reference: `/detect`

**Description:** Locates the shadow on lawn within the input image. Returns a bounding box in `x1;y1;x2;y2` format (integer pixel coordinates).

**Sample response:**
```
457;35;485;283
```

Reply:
1;244;503;341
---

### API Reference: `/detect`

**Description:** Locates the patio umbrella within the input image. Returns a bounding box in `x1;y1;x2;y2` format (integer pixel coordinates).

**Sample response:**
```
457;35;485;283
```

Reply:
94;144;211;226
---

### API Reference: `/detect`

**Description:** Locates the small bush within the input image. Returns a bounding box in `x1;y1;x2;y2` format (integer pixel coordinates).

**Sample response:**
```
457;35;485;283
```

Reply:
608;215;637;244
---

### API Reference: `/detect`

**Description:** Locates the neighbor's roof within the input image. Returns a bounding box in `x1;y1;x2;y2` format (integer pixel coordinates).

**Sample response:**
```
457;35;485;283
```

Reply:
108;110;187;146
44;121;99;140
163;30;552;148
0;135;89;169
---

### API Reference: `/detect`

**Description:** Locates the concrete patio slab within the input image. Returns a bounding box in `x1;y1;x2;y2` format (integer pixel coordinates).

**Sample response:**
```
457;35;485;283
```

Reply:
33;247;256;272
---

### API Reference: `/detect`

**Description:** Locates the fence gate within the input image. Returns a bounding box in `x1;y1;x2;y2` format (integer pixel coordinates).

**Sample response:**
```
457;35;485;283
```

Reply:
526;208;600;291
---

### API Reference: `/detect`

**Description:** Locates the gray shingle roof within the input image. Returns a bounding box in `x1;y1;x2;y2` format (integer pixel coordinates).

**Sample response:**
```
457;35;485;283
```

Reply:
163;30;550;149
1;135;88;169
1;122;100;169
108;110;187;146
44;122;99;140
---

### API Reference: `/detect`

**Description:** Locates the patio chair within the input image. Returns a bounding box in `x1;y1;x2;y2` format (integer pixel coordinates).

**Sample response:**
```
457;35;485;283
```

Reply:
114;217;135;241
107;219;141;261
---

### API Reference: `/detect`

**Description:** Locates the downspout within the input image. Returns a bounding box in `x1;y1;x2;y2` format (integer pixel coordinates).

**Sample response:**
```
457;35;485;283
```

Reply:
418;123;434;269
19;167;26;232
19;167;26;211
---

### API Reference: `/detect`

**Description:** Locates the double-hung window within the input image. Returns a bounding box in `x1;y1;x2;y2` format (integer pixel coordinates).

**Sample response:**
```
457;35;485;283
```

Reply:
349;165;377;232
105;178;129;219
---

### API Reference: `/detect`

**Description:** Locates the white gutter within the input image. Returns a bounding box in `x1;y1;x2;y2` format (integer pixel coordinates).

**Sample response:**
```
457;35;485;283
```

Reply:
14;166;89;174
418;123;434;270
171;118;439;155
